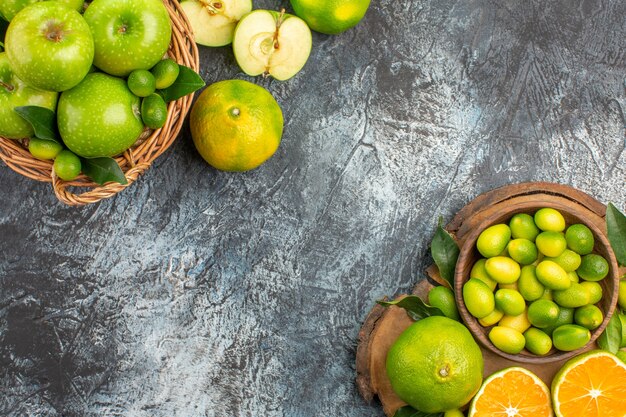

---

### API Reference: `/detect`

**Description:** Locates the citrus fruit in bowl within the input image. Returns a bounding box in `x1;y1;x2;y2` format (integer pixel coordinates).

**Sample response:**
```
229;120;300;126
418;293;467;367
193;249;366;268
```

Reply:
453;198;620;364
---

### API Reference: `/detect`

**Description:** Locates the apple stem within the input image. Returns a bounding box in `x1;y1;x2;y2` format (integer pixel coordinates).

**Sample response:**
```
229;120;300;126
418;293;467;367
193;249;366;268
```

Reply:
0;81;14;92
273;8;287;50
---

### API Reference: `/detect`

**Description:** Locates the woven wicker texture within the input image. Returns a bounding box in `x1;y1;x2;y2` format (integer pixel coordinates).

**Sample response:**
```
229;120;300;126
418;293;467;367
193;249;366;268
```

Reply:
0;0;200;206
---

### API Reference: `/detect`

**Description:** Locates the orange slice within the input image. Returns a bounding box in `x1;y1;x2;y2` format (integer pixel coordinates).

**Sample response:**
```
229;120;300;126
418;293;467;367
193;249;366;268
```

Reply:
469;367;553;417
552;350;626;417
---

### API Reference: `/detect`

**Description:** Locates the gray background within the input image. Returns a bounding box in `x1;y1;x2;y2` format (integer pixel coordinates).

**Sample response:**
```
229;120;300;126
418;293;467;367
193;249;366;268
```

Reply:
1;0;625;416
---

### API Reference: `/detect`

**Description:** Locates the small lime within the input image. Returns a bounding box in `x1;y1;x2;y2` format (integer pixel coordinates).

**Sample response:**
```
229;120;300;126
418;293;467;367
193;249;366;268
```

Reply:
508;239;538;265
495;289;526;316
574;304;603;330
29;138;63;160
535;260;571;290
541;307;574;336
128;69;156;97
499;310;531;333
428;286;460;321
546;249;581;272
536;231;567;257
518;265;545;302
151;58;180;89
485;256;521;284
509;213;540;241
524;328;553;356
565;224;594;255
527;299;560;328
463;278;495;319
534;208;566;232
553;282;590;308
552;324;590;351
567;271;579;283
540;288;553;301
499;281;519;291
489;326;525;354
53;150;81;181
577;254;609;281
470;259;497;291
580;281;602;305
477;224;511;258
479;309;504;327
141;94;168;129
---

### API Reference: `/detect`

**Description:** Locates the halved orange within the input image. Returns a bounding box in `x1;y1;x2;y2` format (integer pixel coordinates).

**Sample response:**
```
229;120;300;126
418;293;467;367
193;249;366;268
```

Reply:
552;350;626;417
469;367;553;417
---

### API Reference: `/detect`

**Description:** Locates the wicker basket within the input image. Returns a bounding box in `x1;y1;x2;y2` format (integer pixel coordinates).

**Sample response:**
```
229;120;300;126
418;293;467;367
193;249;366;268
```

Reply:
0;0;200;206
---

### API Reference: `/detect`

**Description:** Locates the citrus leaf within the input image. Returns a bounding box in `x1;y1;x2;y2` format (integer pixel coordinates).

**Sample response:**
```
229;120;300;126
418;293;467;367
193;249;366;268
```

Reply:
14;106;60;143
159;65;205;102
431;217;460;287
598;313;622;354
393;406;443;417
606;203;626;267
378;295;444;321
80;157;127;185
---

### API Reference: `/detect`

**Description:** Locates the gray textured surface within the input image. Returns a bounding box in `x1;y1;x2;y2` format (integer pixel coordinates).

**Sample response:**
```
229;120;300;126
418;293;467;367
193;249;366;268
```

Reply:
1;0;625;416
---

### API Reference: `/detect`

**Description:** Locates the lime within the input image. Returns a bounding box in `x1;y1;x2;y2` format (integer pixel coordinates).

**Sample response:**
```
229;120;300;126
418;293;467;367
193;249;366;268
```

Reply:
524;328;553;355
141;93;168;129
565;224;594;255
619;281;626;310
470;259;497;291
494;289;526;316
498;281;518;291
567;271;579;283
478;309;504;327
535;260;570;290
535;231;567;257
499;310;531;333
488;326;525;354
518;265;545;302
553;282;590;308
290;0;371;35
540;288;553;301
386;316;483;413
577;254;609;281
151;58;180;89
574;304;603;330
552;324;591;351
527;299;560;328
546;249;581;272
507;239;538;265
476;224;511;258
190;80;283;172
484;256;521;284
580;281;602;305
53;150;81;181
127;69;156;97
463;278;495;319
28;138;63;160
541;307;574;336
534;208;566;232
428;286;460;321
509;213;540;241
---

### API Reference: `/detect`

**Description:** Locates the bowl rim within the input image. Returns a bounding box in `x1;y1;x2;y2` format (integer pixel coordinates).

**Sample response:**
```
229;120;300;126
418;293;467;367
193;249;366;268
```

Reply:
453;196;620;364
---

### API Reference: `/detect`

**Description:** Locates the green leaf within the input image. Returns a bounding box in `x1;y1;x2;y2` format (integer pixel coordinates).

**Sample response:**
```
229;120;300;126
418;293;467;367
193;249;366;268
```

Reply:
159;65;205;102
378;295;444;321
598;313;622;354
80;157;128;185
431;217;460;287
394;406;443;417
14;106;60;143
606;203;626;267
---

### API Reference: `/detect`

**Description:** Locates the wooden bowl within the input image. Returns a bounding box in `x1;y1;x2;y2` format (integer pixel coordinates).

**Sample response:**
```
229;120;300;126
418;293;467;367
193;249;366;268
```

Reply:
453;195;620;364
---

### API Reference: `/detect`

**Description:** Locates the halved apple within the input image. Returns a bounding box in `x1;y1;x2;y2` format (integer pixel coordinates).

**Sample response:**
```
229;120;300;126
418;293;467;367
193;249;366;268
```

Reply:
232;9;312;81
180;0;252;47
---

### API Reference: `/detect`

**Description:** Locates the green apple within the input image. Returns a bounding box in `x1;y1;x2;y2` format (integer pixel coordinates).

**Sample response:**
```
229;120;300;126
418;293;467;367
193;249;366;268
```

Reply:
0;0;84;22
5;2;94;92
57;73;144;158
84;0;172;77
0;52;58;139
180;0;252;47
232;10;312;81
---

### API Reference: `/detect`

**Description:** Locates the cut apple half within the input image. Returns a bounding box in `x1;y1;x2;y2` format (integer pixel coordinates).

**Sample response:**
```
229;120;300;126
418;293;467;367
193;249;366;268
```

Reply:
233;9;312;81
181;0;252;47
